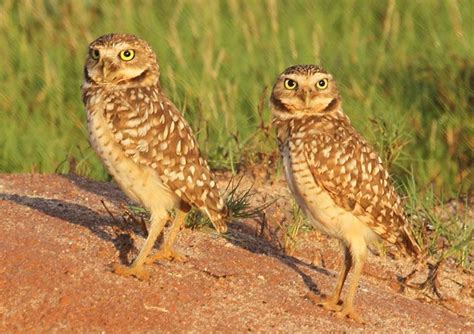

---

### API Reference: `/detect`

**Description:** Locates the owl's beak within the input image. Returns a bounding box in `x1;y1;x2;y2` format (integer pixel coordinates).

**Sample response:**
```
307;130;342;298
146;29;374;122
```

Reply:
303;89;311;108
100;58;113;80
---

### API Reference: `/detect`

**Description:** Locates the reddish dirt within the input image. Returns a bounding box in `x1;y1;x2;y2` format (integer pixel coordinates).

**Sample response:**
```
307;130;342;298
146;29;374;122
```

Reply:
0;173;472;332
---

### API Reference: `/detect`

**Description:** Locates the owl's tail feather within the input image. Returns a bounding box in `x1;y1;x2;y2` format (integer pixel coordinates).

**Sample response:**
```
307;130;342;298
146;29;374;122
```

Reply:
204;206;229;234
400;225;425;261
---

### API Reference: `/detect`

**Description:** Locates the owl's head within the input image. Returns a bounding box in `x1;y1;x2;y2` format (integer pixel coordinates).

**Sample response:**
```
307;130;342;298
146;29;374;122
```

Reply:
270;64;341;117
84;33;159;86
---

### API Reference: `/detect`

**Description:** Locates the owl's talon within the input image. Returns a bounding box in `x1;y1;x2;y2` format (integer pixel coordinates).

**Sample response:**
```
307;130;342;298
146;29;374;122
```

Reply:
323;300;343;312
112;262;150;281
335;306;365;324
306;293;342;311
146;248;186;264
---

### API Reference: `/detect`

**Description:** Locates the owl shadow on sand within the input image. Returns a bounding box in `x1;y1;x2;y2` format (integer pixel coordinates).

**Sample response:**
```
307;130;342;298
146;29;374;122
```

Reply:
2;175;332;296
1;193;137;265
226;218;332;298
60;173;129;207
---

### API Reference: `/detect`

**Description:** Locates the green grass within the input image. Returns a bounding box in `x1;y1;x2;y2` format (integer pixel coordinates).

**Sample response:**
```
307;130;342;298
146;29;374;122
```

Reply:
282;202;312;256
0;1;472;265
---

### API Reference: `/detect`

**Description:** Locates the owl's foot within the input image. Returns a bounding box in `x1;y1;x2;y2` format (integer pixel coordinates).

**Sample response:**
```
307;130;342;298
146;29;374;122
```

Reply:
112;262;150;281
306;293;343;312
146;247;186;264
336;305;365;324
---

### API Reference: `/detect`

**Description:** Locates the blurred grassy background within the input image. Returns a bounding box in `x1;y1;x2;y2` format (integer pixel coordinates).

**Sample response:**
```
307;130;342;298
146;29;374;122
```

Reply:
0;0;472;197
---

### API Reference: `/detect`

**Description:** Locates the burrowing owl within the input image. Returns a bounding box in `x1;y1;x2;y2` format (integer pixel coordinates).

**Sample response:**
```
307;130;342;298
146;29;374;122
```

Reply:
82;33;228;280
271;64;421;322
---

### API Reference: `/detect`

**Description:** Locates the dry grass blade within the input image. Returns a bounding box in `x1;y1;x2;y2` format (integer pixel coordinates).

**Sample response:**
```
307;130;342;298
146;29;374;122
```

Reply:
120;204;149;237
100;199;119;224
100;200;149;236
400;260;443;300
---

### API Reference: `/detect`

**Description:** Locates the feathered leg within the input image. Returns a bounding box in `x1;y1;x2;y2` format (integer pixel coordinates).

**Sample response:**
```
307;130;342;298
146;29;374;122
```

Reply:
146;210;188;263
113;211;169;280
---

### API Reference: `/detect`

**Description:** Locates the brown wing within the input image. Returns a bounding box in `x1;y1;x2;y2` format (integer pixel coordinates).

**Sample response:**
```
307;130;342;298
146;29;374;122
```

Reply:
300;116;420;256
102;86;228;231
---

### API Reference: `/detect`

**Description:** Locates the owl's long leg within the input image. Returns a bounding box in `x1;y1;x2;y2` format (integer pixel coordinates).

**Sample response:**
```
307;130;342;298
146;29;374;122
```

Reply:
146;210;187;263
308;243;351;312
336;240;367;324
113;212;169;280
325;245;352;310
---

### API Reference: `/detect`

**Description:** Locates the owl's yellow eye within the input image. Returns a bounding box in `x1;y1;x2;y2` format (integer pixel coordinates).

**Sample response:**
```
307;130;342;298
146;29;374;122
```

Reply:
316;78;328;90
119;49;135;61
90;49;100;60
284;79;298;90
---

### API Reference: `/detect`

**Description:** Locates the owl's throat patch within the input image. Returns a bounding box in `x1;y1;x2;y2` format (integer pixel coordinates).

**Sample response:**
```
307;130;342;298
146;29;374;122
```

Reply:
322;98;340;113
270;95;288;112
128;69;151;84
84;67;94;84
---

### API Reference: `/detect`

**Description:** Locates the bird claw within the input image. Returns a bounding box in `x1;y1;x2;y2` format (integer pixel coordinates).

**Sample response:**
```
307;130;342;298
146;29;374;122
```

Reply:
145;248;187;264
336;306;365;324
112;262;150;281
306;293;343;312
307;293;364;323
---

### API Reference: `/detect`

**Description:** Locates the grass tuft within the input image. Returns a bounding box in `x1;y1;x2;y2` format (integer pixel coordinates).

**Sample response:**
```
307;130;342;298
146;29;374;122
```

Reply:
404;173;473;269
186;175;274;230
